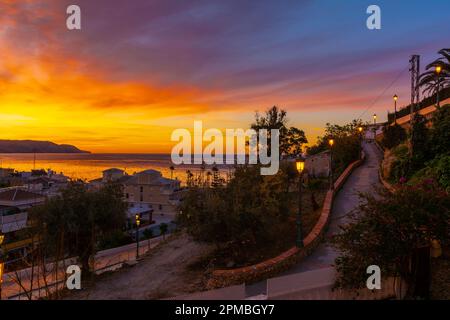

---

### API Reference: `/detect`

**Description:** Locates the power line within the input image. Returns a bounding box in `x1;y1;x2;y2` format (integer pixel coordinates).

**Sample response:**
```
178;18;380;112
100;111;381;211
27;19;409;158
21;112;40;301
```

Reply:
357;66;409;120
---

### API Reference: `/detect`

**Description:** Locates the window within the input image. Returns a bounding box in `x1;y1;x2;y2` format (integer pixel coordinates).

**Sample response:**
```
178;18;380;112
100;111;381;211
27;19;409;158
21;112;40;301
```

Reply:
125;193;129;199
140;195;143;202
159;204;162;211
140;186;144;193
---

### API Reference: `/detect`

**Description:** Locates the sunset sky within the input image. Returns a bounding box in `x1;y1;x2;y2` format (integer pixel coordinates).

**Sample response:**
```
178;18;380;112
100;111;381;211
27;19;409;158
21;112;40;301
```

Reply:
1;0;449;153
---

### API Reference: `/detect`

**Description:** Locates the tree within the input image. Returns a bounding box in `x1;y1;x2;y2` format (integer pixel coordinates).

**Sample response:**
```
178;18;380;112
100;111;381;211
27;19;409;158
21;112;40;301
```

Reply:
177;164;292;262
331;181;450;295
410;113;430;171
418;48;450;97
143;228;153;240
280;127;308;158
30;182;127;275
169;166;175;180
305;178;323;211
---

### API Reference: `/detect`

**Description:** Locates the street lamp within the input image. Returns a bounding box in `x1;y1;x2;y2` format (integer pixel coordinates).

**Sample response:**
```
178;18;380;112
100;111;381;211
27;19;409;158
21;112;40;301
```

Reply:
135;214;141;260
436;65;442;108
0;233;4;300
328;139;334;190
358;127;364;159
393;94;398;124
295;158;305;248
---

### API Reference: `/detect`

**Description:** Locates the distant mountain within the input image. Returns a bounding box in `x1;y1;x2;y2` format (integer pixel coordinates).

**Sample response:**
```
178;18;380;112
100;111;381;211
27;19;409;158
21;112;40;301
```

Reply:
0;140;90;153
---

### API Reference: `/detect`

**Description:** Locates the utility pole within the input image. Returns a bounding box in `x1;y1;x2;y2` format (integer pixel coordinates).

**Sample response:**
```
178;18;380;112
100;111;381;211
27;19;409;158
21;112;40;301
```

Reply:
409;55;420;157
410;55;420;123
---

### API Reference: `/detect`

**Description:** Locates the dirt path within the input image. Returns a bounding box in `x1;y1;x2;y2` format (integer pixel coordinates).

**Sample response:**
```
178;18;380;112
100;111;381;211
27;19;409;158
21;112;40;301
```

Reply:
67;233;213;300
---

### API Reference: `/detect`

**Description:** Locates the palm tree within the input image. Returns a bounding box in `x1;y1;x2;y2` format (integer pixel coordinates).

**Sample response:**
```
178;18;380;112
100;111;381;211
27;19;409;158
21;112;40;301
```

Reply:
211;166;220;187
418;48;450;97
169;166;175;180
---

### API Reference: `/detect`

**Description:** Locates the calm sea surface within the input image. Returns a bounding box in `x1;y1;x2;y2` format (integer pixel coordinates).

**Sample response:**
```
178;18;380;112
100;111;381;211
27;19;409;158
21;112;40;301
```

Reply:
0;153;233;183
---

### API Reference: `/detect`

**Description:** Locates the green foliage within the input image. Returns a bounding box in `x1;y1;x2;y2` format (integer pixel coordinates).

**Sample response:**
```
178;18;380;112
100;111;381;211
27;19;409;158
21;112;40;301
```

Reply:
30;182;128;273
418;48;450;97
410;113;431;170
389;144;410;183
428;105;450;157
159;223;168;239
411;155;450;192
98;230;132;250
143;228;154;240
381;124;407;149
308;119;363;178
332;182;450;289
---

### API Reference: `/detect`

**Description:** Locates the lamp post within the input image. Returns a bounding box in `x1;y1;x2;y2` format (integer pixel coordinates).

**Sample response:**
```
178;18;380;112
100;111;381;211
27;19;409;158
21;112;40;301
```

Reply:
358;126;363;159
393;94;398;124
0;233;5;300
373;114;377;140
295;158;305;248
135;214;141;260
328;139;334;190
436;65;442;108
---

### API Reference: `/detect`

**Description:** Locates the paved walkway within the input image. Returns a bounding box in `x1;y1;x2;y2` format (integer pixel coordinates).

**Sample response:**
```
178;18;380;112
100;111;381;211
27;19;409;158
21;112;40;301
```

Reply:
246;140;383;297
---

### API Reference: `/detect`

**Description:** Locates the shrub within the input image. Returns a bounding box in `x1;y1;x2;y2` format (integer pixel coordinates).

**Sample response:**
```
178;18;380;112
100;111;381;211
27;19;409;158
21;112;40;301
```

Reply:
388;144;410;183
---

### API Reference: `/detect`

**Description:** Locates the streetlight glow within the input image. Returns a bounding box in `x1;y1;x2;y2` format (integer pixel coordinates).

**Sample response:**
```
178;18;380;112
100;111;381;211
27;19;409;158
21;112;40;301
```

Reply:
0;234;4;245
393;94;398;101
436;65;442;74
358;126;363;133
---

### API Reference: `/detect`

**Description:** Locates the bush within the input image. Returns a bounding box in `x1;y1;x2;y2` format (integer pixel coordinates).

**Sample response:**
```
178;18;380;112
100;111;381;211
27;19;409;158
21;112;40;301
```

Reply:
177;164;293;262
98;230;133;250
388;144;410;183
143;228;154;239
428;105;450;158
